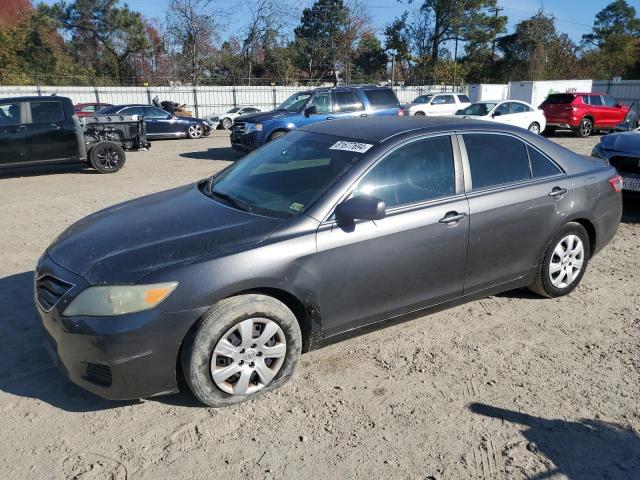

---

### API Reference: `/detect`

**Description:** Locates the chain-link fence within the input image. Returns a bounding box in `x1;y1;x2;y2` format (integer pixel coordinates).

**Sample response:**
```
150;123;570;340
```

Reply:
0;84;465;118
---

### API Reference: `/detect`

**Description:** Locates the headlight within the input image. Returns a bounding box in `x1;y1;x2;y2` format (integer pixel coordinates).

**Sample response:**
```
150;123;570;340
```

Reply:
244;123;262;133
63;282;178;317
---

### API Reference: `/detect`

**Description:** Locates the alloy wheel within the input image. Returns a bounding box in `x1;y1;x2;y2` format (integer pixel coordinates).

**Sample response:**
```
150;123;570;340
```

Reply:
528;123;540;134
222;118;232;129
580;119;592;137
95;147;122;170
189;124;204;138
549;234;584;289
211;318;286;395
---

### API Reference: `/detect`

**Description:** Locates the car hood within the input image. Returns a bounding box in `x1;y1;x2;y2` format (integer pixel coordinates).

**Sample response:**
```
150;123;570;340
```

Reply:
47;184;282;284
600;132;640;154
235;110;297;124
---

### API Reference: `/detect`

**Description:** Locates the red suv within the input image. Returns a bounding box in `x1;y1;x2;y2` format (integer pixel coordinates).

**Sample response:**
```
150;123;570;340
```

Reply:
74;102;113;117
540;92;629;137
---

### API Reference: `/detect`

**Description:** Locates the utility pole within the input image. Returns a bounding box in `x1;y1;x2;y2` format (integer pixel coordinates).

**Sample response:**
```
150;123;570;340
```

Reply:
491;6;504;64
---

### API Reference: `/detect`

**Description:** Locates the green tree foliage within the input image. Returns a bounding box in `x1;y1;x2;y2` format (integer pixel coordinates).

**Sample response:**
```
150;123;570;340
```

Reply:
42;0;150;85
354;32;387;81
581;0;640;79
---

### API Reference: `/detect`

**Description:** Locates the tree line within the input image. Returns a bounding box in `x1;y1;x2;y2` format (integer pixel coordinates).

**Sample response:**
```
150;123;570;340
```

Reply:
0;0;638;87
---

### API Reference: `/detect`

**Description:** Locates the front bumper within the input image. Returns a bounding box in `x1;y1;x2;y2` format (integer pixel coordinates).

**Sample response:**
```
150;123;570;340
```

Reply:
36;254;205;400
230;130;261;152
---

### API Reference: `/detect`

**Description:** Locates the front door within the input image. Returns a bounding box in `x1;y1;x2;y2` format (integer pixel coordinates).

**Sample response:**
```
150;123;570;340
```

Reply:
27;100;77;162
316;134;469;336
144;107;175;136
0;101;28;165
461;133;573;294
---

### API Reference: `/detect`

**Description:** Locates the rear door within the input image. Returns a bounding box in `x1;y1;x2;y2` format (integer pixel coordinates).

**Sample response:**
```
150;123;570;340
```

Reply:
460;133;572;294
331;90;367;119
491;102;513;125
508;102;534;129
0;101;29;165
316;134;469;335
361;88;400;115
588;94;606;127
27;100;77;162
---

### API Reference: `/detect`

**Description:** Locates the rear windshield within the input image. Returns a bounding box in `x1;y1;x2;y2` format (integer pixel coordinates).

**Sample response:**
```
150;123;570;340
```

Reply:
541;94;576;105
363;89;399;109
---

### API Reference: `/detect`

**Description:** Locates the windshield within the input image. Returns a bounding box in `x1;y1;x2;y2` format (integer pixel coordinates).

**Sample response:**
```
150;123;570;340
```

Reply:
413;95;433;104
276;93;312;112
458;103;497;116
206;131;370;218
227;107;240;113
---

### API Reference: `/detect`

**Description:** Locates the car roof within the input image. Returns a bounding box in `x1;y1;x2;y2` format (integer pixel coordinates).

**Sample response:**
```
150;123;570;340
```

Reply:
0;95;71;103
299;116;529;143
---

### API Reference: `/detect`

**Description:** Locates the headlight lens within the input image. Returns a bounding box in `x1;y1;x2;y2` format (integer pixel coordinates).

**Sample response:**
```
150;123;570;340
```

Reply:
244;123;262;133
63;282;178;317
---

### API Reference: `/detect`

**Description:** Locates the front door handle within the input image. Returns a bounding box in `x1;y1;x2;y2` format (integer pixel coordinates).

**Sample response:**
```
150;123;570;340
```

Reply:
439;211;468;224
326;116;335;120
360;113;368;117
548;187;568;197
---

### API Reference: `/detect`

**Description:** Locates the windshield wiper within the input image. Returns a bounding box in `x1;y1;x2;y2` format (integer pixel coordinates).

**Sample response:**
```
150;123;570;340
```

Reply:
210;189;252;213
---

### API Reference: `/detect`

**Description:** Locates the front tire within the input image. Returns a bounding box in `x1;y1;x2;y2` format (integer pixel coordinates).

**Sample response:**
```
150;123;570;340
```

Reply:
181;294;302;407
414;111;426;116
221;117;233;130
188;124;204;139
89;142;126;173
528;222;590;298
576;118;593;138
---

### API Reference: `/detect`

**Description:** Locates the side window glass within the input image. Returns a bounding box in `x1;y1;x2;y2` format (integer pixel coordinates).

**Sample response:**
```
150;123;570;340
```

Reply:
511;102;527;113
309;93;331;114
333;91;364;112
0;103;22;125
431;96;445;105
464;134;531;189
589;95;603;106
354;136;455;208
145;107;170;119
123;107;145;116
581;95;590;105
30;101;65;123
603;96;617;107
495;103;511;115
442;95;456;104
528;146;562;178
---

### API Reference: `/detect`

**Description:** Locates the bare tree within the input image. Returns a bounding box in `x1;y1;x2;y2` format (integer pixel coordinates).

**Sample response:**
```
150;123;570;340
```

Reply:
165;0;218;84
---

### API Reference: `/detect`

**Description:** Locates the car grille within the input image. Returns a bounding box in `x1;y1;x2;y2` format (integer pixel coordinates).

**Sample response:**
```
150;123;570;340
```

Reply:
234;122;245;134
36;274;73;311
85;363;113;387
610;155;640;175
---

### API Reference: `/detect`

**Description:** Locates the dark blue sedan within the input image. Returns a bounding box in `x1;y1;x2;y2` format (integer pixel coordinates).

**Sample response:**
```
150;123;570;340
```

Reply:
97;104;212;140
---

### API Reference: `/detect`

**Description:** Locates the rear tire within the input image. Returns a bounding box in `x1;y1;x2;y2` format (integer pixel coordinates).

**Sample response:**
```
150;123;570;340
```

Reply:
221;117;233;130
528;122;541;134
575;118;593;138
181;294;302;407
89;142;126;173
528;222;590;298
414;111;426;116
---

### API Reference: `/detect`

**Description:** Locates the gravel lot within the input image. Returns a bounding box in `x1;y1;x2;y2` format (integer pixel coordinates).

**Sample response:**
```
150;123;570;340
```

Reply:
0;131;638;480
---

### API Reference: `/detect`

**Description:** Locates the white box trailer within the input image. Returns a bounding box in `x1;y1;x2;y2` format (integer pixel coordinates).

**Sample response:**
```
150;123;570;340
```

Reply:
508;80;593;108
468;84;508;102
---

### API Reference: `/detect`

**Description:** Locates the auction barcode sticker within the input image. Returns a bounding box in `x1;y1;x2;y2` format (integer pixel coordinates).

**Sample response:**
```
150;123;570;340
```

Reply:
329;141;374;154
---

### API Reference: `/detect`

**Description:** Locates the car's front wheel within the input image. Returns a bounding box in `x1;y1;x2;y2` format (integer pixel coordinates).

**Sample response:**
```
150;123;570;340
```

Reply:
181;294;302;407
221;117;233;130
188;124;204;139
528;222;590;298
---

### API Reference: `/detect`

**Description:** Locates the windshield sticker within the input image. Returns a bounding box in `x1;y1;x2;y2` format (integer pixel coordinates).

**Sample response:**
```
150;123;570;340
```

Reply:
329;141;373;154
289;202;304;212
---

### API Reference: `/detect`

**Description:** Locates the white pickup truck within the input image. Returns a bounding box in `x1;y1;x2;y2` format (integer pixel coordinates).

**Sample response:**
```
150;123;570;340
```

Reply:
406;93;471;116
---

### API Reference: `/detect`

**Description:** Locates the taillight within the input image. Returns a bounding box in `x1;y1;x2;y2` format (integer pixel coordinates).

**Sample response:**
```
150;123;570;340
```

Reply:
609;175;623;193
397;109;405;116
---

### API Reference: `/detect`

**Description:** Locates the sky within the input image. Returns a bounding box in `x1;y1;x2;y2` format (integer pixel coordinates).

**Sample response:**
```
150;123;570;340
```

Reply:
38;0;640;43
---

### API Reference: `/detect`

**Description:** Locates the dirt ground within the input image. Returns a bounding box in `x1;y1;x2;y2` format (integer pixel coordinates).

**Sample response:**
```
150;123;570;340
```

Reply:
0;131;638;480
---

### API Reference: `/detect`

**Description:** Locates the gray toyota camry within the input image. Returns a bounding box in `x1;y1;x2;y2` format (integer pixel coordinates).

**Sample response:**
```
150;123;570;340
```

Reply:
36;117;622;407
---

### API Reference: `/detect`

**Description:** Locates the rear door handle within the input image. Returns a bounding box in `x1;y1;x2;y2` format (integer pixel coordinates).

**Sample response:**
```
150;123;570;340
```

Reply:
548;187;568;197
439;211;468;224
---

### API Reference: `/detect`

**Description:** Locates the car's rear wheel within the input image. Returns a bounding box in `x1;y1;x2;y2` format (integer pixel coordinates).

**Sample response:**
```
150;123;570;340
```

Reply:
221;117;233;130
528;222;590;298
188;124;204;139
181;294;302;407
528;122;541;134
576;118;593;137
89;141;126;173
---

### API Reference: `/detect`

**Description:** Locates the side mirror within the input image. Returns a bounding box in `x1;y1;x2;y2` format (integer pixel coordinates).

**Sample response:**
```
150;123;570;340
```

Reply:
304;105;317;117
335;195;386;222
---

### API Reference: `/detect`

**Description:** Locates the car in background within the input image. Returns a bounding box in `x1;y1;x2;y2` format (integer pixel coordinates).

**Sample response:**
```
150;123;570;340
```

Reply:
74;102;113;117
0;96;147;173
97;104;212;140
540;92;629;137
37;116;622;407
206;106;262;130
406;92;470;116
592;103;640;193
455;100;546;134
230;85;403;153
